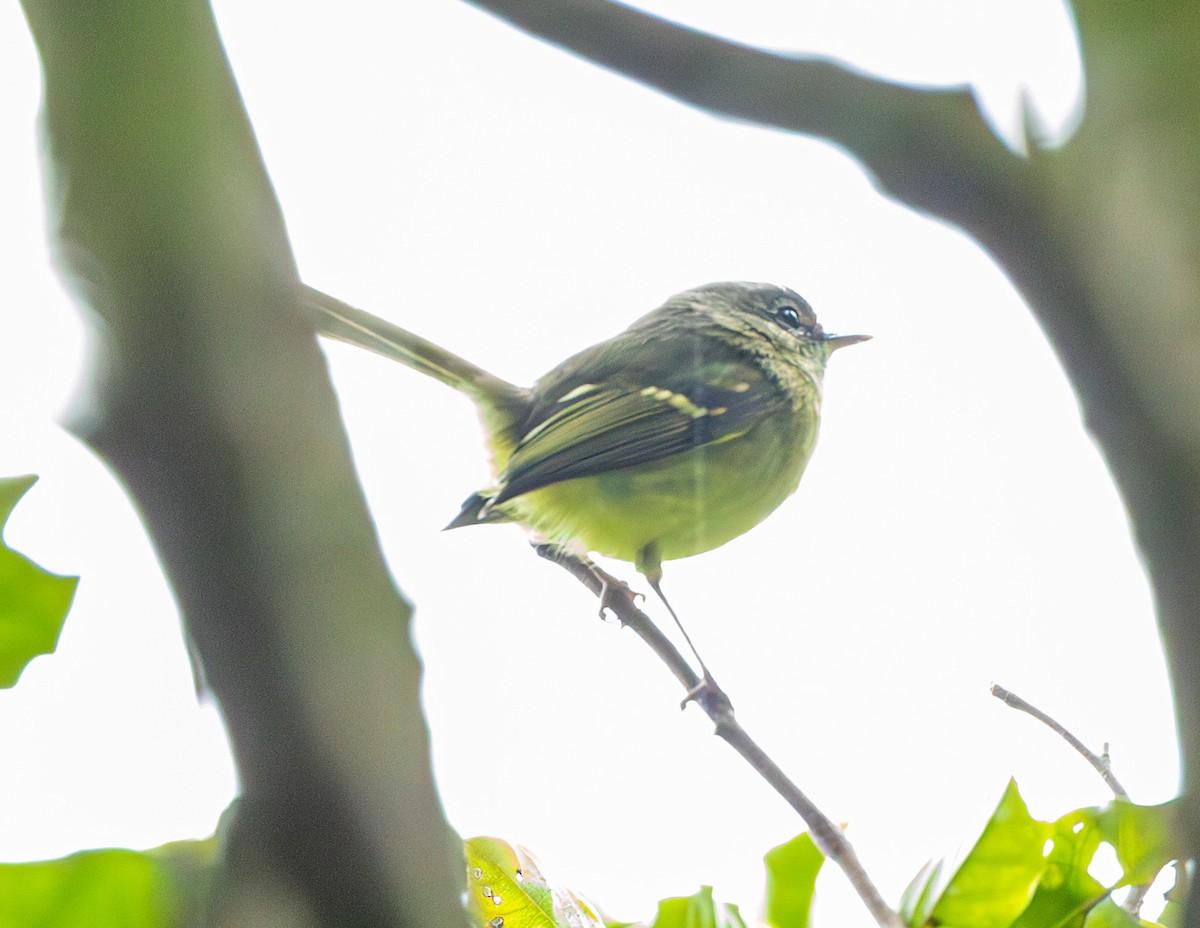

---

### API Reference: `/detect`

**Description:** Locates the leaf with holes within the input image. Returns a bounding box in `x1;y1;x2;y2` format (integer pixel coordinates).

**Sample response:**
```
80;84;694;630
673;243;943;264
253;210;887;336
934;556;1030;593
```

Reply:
0;475;78;688
901;782;1184;928
1011;797;1183;928
465;837;604;928
1008;805;1107;928
1092;798;1183;886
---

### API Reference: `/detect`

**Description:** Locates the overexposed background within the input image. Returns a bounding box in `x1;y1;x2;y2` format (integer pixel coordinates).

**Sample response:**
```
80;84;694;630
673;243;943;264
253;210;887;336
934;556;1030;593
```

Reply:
0;2;1179;925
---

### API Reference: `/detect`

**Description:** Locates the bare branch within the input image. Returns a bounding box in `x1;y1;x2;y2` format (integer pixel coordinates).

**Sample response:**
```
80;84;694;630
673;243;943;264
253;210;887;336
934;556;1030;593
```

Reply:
990;684;1128;798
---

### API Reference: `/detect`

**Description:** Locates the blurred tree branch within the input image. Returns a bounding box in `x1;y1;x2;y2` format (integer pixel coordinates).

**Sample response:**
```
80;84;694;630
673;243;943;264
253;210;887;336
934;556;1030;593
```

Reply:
467;0;1200;918
18;1;467;925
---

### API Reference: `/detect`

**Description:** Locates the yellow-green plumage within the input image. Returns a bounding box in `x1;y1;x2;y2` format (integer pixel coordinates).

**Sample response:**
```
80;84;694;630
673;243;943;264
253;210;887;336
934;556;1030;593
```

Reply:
306;282;866;585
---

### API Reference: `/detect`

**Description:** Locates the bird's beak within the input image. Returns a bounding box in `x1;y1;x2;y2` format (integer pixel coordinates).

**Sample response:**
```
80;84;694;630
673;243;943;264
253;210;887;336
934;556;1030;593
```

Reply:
823;333;871;352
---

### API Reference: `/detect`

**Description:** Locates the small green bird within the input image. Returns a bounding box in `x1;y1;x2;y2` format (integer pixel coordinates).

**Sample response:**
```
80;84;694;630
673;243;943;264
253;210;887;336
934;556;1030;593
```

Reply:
307;282;867;685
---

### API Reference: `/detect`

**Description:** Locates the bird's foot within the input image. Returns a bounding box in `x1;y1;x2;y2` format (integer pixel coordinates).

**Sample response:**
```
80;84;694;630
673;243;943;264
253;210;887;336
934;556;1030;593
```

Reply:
530;543;644;621
592;565;643;622
680;670;734;718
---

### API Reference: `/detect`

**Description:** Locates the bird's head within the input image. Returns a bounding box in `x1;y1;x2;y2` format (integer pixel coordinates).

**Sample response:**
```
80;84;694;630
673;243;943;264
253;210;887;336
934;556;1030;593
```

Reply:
661;281;870;364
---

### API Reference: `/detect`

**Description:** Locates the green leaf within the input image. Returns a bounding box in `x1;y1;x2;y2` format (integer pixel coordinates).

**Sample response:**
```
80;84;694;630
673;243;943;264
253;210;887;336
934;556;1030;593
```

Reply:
644;887;747;928
465;837;605;928
1009;798;1182;928
1080;897;1142;928
1092;800;1184;886
899;858;946;927
763;832;824;928
0;475;78;688
1009;807;1107;928
1009;795;1185;928
901;780;1052;928
0;837;216;928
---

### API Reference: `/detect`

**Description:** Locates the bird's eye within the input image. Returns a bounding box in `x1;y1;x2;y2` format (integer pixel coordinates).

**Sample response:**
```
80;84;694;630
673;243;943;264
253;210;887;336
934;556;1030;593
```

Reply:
769;294;816;334
775;304;805;330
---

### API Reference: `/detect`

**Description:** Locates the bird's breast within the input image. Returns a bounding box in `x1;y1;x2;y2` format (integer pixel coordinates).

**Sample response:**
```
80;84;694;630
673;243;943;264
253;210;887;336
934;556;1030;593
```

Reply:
503;402;821;565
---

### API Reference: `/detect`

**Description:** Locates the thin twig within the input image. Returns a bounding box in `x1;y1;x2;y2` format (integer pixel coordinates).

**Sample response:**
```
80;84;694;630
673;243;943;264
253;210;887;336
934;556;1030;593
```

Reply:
1121;881;1151;915
989;683;1152;916
538;546;903;928
989;684;1128;797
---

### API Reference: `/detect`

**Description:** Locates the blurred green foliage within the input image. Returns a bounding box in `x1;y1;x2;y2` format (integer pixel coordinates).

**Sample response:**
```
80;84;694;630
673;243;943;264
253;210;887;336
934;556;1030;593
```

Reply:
0;475;76;688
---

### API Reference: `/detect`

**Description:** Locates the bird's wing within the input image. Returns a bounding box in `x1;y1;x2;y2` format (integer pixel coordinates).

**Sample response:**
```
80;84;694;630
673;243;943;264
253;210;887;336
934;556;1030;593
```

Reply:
492;356;783;505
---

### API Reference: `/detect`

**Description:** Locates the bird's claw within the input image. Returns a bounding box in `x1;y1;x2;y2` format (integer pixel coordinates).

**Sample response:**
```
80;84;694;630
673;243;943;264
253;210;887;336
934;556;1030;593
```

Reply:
594;567;643;621
680;671;734;717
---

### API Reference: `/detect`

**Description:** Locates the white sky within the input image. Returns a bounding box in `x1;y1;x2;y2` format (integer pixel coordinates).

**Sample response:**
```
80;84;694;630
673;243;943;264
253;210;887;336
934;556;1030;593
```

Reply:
0;1;1181;925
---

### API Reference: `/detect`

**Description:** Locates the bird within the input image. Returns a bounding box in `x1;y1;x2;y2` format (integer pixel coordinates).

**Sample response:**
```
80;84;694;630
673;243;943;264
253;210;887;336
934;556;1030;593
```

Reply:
306;281;867;694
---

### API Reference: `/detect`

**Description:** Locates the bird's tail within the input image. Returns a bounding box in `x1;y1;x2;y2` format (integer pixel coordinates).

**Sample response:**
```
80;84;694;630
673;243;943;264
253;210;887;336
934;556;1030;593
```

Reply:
303;285;529;444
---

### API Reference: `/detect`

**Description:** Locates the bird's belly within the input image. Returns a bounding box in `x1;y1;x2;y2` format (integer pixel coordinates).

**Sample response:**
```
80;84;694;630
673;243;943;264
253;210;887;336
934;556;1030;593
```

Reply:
505;414;818;564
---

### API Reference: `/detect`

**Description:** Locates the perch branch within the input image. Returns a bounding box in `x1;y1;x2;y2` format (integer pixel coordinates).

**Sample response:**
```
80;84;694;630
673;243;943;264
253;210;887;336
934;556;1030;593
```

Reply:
539;547;903;928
